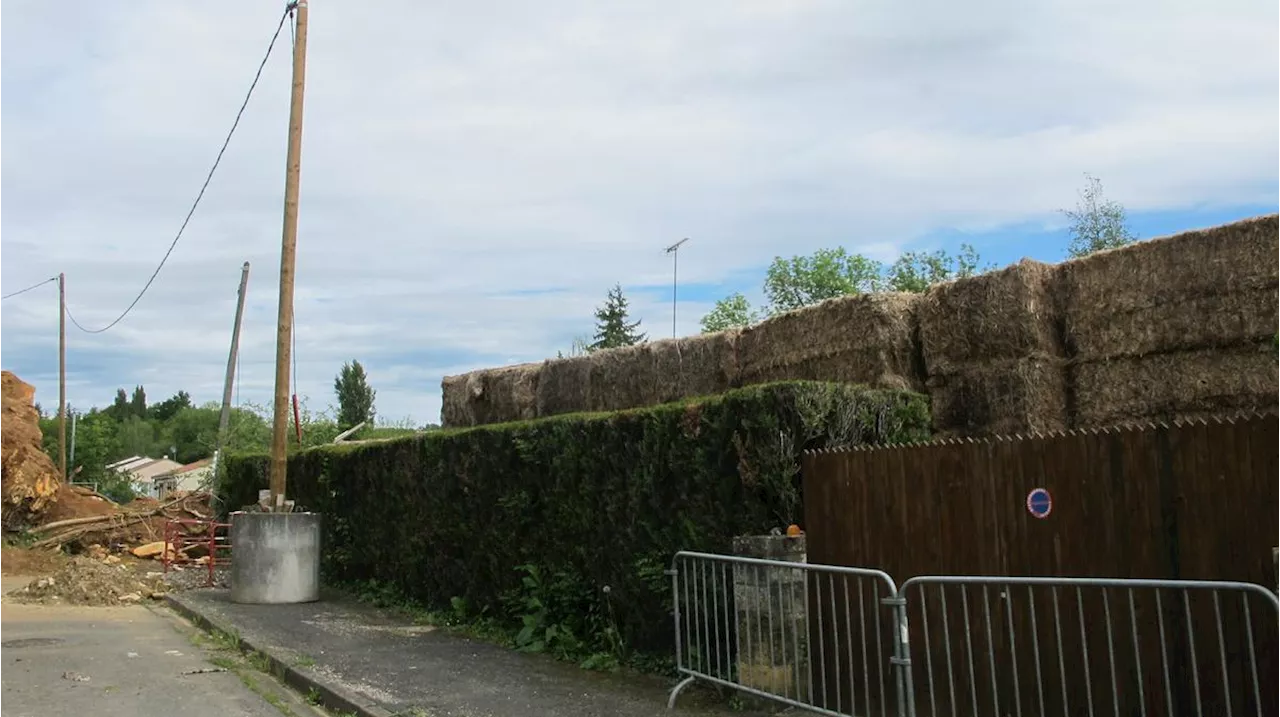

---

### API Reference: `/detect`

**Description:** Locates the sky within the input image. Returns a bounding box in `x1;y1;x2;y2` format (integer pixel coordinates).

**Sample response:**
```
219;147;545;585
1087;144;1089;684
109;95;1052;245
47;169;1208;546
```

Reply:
2;0;1277;427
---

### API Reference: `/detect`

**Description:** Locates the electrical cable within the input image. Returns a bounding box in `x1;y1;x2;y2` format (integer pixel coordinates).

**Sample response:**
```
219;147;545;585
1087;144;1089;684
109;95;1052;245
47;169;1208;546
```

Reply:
65;6;293;334
2;276;57;301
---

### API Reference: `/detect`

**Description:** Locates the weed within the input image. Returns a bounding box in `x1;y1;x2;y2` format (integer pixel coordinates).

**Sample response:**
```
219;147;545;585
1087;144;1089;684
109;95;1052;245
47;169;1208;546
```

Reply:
209;655;239;671
305;687;322;705
248;650;274;674
294;654;316;668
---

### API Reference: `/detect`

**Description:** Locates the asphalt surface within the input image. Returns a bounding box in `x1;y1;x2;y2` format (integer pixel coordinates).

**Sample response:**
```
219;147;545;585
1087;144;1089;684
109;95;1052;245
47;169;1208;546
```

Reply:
0;576;307;717
170;588;783;717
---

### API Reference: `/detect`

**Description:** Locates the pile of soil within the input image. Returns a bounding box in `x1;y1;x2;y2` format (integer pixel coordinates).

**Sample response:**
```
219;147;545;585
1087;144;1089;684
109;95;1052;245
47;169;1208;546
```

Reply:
1;371;61;529
7;556;168;606
0;543;69;576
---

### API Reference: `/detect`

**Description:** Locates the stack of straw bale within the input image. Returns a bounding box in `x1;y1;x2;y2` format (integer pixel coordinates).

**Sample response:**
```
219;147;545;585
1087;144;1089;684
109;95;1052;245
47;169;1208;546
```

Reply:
917;259;1070;436
441;363;541;428
1060;215;1279;426
585;331;741;414
736;293;922;391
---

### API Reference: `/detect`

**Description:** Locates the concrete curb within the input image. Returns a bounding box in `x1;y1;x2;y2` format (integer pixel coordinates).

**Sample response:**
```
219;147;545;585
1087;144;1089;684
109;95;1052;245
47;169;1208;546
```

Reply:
165;593;396;717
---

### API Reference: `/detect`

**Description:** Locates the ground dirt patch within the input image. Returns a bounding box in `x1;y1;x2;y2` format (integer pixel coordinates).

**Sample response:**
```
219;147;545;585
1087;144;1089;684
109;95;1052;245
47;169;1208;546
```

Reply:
6;555;168;606
1;543;69;576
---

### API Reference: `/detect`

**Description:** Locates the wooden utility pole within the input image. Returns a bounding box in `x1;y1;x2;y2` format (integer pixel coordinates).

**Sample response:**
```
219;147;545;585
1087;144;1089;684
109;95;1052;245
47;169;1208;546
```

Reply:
216;262;251;455
58;272;67;480
269;0;309;508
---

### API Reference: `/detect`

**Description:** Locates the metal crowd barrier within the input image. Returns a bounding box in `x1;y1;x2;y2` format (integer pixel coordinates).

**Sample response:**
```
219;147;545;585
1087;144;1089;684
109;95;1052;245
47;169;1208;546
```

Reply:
667;553;1280;717
666;551;908;717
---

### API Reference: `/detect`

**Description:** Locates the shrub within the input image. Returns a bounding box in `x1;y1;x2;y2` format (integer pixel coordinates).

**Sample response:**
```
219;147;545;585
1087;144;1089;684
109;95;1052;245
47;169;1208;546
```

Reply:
222;381;929;656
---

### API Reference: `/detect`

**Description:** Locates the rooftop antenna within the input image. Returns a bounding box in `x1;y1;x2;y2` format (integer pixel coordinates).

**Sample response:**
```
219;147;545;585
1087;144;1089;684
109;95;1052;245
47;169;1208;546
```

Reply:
664;238;690;339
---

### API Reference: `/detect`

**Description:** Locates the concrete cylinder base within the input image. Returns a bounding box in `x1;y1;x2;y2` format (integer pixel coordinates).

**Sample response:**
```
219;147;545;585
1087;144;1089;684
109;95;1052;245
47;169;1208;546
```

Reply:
229;511;322;604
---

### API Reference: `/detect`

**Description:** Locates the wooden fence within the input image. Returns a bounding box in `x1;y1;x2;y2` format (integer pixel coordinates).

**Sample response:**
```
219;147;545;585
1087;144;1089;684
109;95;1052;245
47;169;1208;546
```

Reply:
800;412;1279;716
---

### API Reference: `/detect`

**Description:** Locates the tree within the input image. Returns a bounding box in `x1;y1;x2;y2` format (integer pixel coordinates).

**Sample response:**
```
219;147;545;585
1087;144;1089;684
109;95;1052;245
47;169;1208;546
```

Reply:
334;360;377;430
149;390;193;422
107;389;131;422
116;416;162;458
763;247;884;314
885;244;984;293
129;385;147;419
589;284;646;351
700;293;760;333
1063;173;1136;258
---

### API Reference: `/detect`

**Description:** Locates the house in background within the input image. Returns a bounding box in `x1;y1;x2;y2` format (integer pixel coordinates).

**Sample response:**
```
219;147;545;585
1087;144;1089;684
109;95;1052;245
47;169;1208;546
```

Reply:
153;458;214;499
106;455;184;499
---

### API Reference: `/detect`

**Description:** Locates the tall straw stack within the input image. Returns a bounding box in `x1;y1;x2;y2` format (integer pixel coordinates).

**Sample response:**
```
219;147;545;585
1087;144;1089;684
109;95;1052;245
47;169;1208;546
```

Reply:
737;293;922;391
918;260;1069;435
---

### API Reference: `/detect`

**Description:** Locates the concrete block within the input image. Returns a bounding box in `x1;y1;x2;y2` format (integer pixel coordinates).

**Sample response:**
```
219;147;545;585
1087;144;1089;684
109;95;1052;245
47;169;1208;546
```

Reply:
230;512;322;604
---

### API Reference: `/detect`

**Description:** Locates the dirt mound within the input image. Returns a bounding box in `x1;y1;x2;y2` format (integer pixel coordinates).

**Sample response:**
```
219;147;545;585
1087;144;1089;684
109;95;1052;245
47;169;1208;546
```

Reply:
41;484;118;524
1;371;61;530
1;543;69;576
6;556;167;606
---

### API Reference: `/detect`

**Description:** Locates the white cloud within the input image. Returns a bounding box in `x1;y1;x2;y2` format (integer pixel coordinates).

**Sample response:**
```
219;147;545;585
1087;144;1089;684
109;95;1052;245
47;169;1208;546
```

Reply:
2;0;1276;425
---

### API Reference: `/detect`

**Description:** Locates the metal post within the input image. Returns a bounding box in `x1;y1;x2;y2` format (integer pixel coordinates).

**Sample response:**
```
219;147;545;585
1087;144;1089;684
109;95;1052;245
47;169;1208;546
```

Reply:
664;238;689;339
269;0;309;508
214;262;251;482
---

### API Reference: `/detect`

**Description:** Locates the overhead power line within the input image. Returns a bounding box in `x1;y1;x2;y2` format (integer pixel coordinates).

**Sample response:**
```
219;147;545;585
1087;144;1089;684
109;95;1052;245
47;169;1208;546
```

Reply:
66;6;293;335
1;276;58;301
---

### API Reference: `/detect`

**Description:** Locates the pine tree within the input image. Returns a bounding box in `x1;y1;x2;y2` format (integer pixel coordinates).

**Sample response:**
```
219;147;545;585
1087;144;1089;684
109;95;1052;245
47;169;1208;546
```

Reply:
589;284;646;352
334;360;377;430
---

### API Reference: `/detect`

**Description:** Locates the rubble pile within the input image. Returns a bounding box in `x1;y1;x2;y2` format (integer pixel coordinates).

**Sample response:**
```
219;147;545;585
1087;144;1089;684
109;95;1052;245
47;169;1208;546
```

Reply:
7;556;168;606
1;371;62;529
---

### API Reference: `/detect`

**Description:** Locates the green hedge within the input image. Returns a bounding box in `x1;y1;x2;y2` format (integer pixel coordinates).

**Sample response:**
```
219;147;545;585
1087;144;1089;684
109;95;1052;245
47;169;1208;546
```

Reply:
222;381;929;656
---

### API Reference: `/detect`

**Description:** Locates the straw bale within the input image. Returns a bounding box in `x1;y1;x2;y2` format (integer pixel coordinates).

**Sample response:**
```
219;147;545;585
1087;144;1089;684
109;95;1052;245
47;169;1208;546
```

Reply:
536;355;593;418
927;358;1069;437
1072;344;1279;428
918;259;1063;375
1061;214;1279;360
587;331;741;413
440;364;541;427
737;292;923;391
440;374;474;427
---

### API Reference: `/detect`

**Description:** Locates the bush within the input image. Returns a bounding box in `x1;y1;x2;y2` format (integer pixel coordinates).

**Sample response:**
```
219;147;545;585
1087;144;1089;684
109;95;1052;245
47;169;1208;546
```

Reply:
222;381;929;657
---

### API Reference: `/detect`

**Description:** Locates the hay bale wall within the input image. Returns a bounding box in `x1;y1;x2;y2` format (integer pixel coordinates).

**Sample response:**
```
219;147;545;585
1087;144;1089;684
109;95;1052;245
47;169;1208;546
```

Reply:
1073;343;1278;427
1061;215;1279;360
737;293;921;391
917;260;1069;435
441;363;541;428
439;214;1278;435
928;358;1069;437
586;331;740;413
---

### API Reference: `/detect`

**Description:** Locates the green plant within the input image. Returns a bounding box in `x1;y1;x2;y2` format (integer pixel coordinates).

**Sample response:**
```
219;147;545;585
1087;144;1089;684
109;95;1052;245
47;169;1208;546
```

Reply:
305;687;322;705
222;381;929;658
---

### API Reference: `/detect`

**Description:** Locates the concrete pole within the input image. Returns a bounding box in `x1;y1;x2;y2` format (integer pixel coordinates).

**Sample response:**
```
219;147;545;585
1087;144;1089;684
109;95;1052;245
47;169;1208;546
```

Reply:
217;262;251;451
58;273;67;480
269;0;309;508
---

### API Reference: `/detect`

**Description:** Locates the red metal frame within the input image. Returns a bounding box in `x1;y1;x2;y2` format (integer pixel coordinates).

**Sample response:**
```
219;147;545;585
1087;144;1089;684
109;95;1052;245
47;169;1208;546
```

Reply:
162;519;232;588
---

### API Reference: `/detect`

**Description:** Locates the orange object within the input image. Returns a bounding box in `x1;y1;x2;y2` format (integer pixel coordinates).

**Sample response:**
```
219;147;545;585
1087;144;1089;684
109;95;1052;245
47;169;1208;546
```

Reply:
786;524;803;537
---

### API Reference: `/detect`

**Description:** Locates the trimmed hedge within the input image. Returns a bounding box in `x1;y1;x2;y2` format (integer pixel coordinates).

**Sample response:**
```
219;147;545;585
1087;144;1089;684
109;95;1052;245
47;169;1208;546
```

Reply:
222;381;929;655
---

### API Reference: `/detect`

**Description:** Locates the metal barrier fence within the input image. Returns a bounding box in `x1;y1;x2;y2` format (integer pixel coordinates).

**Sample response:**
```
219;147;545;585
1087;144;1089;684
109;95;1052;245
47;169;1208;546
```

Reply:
668;554;1280;717
899;576;1280;717
667;551;909;717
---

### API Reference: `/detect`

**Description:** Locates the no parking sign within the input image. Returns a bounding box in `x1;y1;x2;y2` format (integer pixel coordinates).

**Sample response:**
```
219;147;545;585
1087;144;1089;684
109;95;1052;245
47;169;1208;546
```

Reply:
1026;488;1052;519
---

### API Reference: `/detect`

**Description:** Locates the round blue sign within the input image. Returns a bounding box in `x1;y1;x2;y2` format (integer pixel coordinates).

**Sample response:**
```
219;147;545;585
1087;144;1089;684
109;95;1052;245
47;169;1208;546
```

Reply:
1026;488;1052;519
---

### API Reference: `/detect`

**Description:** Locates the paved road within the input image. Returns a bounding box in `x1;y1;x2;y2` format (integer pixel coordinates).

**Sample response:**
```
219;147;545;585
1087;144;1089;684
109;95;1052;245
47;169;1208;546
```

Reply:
1;576;297;717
